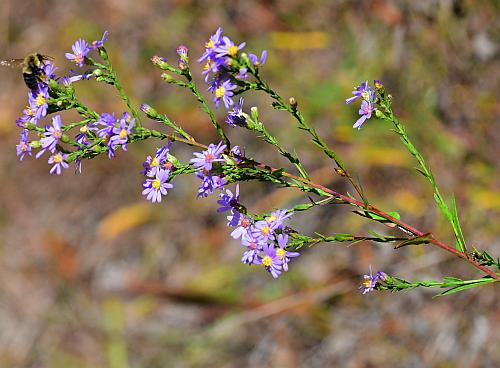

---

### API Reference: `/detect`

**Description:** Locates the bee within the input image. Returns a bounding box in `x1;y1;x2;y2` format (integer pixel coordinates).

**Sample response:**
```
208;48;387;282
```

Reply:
0;53;53;90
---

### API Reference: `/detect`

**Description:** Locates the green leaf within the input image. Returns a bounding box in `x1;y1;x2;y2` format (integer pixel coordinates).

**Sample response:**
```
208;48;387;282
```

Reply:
450;195;466;253
435;282;484;297
394;233;431;248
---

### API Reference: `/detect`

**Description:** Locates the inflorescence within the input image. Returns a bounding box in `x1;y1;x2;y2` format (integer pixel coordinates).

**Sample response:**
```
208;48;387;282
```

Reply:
15;27;494;295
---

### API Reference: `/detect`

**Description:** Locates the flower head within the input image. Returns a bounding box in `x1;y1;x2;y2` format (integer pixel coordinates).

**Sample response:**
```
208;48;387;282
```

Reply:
217;185;240;213
65;39;91;67
248;50;267;66
353;99;375;129
345;81;373;105
213;79;236;109
108;112;135;157
142;169;173;203
48;151;69;175
276;234;300;272
226;97;246;127
190;141;226;172
198;27;224;64
251;220;276;242
215;36;246;59
36;115;63;158
16;129;32;161
359;266;386;294
195;171;226;198
241;232;264;265
92;31;109;49
28;85;49;120
143;144;172;177
254;243;282;278
96;112;118;138
229;212;252;239
266;209;293;231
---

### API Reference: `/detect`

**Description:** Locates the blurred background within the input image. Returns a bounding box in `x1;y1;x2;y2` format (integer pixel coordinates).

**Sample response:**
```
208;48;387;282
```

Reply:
0;0;499;367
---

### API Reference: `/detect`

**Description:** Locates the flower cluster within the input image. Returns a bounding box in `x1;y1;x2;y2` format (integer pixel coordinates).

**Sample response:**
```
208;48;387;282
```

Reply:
190;141;228;197
346;80;383;129
220;192;300;279
359;266;386;294
141;144;174;203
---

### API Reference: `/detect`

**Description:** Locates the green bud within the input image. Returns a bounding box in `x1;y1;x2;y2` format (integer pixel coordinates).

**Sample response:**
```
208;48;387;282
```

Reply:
140;103;158;118
30;140;41;149
92;68;103;77
250;106;259;122
375;109;386;119
161;73;174;82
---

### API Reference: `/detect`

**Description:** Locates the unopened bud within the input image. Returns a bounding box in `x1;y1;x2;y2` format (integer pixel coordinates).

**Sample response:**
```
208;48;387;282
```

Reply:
375;109;385;119
151;55;170;69
289;97;298;109
92;68;103;77
140;103;158;118
161;73;174;82
335;168;347;177
250;106;259;122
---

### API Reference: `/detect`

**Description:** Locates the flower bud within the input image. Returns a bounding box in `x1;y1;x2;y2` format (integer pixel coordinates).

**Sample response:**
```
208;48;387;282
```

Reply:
161;73;174;83
250;106;259;122
375;109;385;119
140;103;158;118
289;97;298;109
151;55;170;69
92;68;103;77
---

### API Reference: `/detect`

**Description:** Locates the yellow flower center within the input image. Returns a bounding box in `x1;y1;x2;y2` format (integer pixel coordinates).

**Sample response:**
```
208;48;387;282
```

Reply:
119;129;128;139
74;54;84;65
151;157;159;167
276;248;285;260
53;153;63;163
53;130;62;138
362;279;372;288
361;90;370;101
26;107;35;117
205;39;214;49
152;179;161;189
228;45;238;57
35;94;46;107
261;226;270;236
20;143;28;152
266;215;277;223
262;256;272;267
215;86;226;98
80;125;88;133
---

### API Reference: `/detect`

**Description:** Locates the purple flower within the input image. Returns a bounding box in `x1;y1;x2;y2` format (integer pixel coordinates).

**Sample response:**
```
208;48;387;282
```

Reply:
92;31;109;49
61;70;93;86
215;36;246;59
143;144;171;177
254;243;282;278
251;220;276;242
196;171;226;198
16;107;37;128
108;113;135;157
226;97;246;127
41;61;58;82
266;209;293;231
345;81;372;105
190;141;226;172
374;79;383;90
241;232;264;265
202;58;224;82
74;158;83;174
142;169;173;203
75;122;97;145
353;99;375;129
248;50;267;66
229;212;252;239
213;79;236;109
230;145;244;163
96;112;118;138
65;39;91;67
36;115;63;158
359;266;386;294
29;85;49;120
176;44;189;69
16;130;32;160
217;185;239;213
48;151;69;175
198;27;224;63
275;234;300;272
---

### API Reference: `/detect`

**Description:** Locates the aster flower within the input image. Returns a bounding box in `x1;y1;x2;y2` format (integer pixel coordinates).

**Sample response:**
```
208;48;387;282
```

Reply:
48;151;69;175
75;122;97;145
16;129;32;160
251;220;276;242
28;85;49;120
226;97;246;127
65;39;91;67
254;243;282;278
215;36;246;59
41;61;58;83
190;141;226;172
353;99;375;129
36;115;63;158
96;112;118;138
217;185;239;213
241;232;264;265
142;169;173;203
374;79;383;90
213;79;236;109
230;145;244;163
345;81;373;105
266;209;293;230
196;171;226;198
61;70;93;86
92;31;109;49
359;266;386;294
198;27;224;63
108;113;135;157
143;144;171;177
275;234;300;272
202;58;224;82
74;158;83;174
229;212;252;239
16;106;37;128
248;50;267;66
